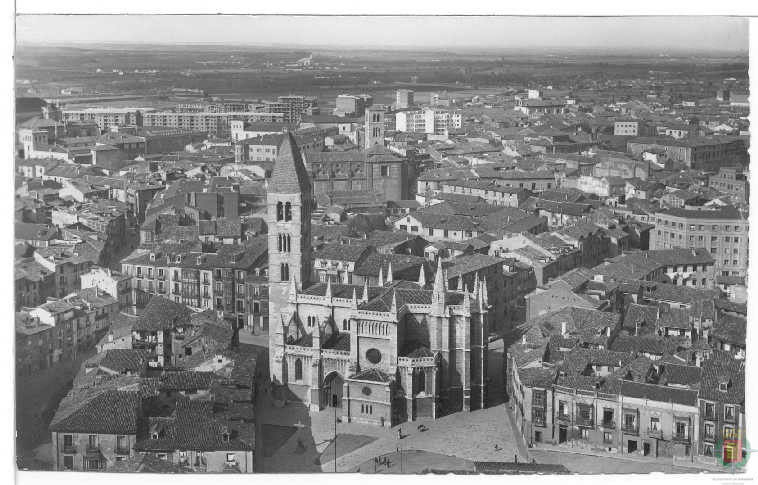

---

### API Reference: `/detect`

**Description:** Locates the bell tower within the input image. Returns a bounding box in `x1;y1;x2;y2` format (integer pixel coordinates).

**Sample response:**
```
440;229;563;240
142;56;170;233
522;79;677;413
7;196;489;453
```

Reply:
267;131;313;384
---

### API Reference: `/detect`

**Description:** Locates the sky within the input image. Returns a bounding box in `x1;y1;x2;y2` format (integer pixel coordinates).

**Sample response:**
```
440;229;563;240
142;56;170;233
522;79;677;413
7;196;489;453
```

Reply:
15;15;749;53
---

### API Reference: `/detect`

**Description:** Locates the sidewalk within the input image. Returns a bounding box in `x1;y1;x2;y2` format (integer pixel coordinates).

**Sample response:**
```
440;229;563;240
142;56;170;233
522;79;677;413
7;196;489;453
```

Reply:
531;443;729;473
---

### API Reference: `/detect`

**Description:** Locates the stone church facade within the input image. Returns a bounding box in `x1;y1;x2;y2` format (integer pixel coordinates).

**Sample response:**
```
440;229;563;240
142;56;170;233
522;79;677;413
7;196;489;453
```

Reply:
267;132;490;427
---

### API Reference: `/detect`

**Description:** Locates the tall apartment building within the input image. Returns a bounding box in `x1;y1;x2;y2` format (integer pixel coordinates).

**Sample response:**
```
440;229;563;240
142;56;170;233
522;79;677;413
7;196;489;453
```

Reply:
120;240;269;332
396;89;415;109
335;94;372;117
627;137;748;171
709;167;749;203
262;95;319;124
650;206;749;278
143;111;285;138
395;108;462;136
61;108;152;131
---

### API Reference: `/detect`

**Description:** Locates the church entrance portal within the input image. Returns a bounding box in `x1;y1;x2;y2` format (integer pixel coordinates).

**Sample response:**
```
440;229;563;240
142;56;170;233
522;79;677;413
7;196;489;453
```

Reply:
323;372;344;408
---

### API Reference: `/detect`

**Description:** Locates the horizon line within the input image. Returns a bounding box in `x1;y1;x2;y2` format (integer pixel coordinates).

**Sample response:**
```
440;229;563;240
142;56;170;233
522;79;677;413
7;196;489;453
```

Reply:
15;40;749;55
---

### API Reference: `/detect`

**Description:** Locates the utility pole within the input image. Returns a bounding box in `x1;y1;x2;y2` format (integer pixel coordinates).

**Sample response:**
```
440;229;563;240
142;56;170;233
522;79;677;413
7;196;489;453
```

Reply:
333;381;337;473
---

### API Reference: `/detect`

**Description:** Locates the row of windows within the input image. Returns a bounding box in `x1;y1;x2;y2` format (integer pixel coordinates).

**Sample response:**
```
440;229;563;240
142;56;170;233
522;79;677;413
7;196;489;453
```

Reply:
277;234;292;252
276;202;293;222
361;404;374;414
658;220;743;232
657;231;742;245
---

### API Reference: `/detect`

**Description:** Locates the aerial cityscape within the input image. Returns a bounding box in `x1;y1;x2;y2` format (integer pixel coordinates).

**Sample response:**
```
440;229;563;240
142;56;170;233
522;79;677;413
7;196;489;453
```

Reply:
13;15;749;475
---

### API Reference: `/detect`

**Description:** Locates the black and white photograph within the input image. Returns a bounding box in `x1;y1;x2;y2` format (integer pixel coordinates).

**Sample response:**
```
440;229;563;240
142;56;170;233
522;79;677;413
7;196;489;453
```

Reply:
8;5;757;479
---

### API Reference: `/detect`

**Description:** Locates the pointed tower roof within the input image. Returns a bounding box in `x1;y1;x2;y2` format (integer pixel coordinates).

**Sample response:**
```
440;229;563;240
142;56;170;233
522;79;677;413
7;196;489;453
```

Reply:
269;131;310;194
386;261;393;282
362;279;369;302
433;258;445;295
378;265;384;286
325;277;332;299
417;266;426;287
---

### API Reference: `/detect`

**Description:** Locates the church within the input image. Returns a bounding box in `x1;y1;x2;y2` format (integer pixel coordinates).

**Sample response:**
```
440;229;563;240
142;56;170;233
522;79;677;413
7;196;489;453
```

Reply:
267;132;490;426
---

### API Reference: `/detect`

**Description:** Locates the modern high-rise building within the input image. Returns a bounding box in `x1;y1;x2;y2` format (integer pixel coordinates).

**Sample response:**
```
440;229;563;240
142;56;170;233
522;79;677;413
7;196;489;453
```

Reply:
335;94;372;117
649;206;749;278
396;89;415;109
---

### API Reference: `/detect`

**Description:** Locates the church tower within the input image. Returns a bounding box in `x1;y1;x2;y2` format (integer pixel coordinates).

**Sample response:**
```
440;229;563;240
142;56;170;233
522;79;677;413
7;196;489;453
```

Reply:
267;132;313;384
364;105;386;150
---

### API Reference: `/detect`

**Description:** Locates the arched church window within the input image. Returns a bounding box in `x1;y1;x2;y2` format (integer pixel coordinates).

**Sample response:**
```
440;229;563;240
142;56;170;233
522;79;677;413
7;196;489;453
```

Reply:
285;202;292;221
276;202;283;221
280;263;289;282
418;370;426;393
294;359;303;380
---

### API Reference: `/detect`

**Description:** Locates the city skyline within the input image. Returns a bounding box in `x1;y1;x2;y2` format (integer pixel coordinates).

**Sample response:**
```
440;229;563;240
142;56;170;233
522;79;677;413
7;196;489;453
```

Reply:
16;15;749;53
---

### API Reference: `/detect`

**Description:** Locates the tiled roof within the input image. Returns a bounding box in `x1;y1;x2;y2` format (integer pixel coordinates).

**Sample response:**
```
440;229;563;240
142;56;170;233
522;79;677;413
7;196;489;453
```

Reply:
711;314;746;346
518;367;556;388
443;253;504;279
620;380;697;406
657;363;702;387
350;368;391;383
610;335;683;356
699;353;745;404
657;206;744;220
99;349;150;374
134;296;193;332
322;332;350;351
50;389;140;434
353;253;427;278
269;132;311;194
314;242;372;262
135;398;254;452
160;371;217;391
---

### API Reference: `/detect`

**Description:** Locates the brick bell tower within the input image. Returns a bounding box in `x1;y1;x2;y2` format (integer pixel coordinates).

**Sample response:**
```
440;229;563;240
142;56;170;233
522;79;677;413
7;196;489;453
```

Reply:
267;131;313;385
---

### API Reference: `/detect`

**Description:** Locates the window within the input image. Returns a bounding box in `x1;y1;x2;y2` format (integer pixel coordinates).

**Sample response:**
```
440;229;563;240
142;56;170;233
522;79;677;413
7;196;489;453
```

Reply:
63;455;74;470
725;405;735;421
558;401;568;417
704;422;715;440
280;263;289;282
704;444;714;457
603;432;613;444
226;453;235;462
294;359;303;380
675;421;687;438
649;417;660;430
428;228;433;236
88;434;97;448
276;202;283;221
343;319;349;331
580;428;589;440
285;202;292;221
380;166;389;176
116;435;128;452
